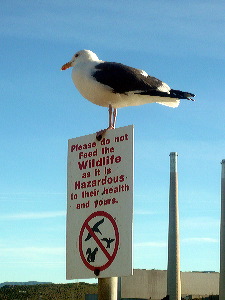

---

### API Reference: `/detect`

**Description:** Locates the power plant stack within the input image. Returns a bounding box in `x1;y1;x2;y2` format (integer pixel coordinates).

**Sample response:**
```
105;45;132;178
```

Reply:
167;152;181;300
219;159;225;300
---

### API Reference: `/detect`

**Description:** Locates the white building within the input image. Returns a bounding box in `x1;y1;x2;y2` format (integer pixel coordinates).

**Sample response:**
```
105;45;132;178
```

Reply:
121;269;219;300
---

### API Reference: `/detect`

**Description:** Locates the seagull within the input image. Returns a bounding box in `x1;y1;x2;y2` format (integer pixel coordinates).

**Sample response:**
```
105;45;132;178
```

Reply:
61;50;195;138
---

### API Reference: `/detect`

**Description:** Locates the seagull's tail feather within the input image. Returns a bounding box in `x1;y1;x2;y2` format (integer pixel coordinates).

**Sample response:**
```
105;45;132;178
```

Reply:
170;89;195;101
156;100;180;108
136;89;195;101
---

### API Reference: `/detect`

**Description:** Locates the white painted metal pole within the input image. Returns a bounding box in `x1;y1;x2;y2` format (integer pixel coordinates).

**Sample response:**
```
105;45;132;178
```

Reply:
98;277;118;300
219;159;225;300
167;152;181;300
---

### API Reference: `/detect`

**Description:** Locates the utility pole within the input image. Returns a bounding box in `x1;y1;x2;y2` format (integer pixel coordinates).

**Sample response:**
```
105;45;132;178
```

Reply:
219;159;225;300
167;152;181;300
98;277;118;300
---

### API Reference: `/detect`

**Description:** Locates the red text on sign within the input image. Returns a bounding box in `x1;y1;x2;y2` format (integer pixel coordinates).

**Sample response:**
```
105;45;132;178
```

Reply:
94;198;118;208
77;155;122;170
71;142;96;152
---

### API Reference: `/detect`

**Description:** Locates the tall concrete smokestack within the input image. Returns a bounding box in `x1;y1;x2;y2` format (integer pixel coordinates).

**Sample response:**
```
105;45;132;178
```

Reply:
167;152;181;300
219;159;225;300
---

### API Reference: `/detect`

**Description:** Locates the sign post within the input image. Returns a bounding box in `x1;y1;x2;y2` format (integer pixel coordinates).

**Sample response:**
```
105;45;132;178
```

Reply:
98;277;118;300
66;125;134;280
220;159;225;300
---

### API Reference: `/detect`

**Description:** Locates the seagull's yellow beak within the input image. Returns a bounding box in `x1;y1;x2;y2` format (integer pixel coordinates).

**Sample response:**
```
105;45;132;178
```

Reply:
61;61;73;70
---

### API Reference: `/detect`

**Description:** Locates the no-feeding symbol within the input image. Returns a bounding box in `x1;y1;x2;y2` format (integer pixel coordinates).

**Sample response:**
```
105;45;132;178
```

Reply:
79;211;119;276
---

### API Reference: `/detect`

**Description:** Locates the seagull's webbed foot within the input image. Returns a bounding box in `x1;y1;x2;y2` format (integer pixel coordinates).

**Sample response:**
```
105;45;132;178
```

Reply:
96;105;117;141
96;125;115;141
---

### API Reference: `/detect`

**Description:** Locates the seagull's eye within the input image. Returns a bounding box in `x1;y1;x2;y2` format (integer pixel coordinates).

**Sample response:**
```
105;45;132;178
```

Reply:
75;53;79;58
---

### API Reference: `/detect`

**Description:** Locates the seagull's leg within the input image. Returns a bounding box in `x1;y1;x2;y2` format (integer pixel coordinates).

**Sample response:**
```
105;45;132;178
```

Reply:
112;108;117;128
108;104;113;128
108;105;117;129
96;104;116;141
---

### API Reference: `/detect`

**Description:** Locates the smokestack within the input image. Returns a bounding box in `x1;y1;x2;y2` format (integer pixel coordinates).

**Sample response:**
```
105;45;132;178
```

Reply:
167;152;181;300
219;159;225;300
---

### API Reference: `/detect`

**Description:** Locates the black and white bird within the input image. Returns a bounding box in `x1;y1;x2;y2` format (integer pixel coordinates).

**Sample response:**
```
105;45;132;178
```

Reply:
61;50;195;137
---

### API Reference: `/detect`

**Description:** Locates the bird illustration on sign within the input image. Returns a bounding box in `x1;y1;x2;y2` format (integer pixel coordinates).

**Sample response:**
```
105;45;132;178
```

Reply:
86;247;98;263
79;211;120;274
83;217;115;263
84;218;104;241
101;238;115;248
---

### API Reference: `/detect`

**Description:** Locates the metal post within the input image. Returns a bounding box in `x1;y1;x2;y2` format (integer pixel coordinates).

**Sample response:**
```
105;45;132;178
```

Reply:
219;160;225;300
167;152;181;300
117;277;121;300
98;277;118;300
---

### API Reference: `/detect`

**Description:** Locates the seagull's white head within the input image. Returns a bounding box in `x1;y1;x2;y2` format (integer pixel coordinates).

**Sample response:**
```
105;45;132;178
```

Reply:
61;50;99;70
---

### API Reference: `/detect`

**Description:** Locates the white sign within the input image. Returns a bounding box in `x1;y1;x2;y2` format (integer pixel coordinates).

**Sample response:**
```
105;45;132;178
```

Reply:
66;125;134;279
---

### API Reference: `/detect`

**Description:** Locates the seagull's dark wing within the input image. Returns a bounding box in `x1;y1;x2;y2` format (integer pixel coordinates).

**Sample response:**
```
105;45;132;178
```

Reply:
92;62;195;101
92;62;164;94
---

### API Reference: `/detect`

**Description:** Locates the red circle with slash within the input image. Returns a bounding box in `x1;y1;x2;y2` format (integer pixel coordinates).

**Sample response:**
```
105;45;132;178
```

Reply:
79;211;119;272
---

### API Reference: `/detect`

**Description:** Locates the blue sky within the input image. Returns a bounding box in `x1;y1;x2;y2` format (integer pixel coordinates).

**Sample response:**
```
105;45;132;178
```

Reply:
0;0;224;284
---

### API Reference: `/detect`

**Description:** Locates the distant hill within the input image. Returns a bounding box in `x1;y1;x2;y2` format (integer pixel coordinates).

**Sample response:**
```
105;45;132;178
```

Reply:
0;282;98;299
0;281;52;288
